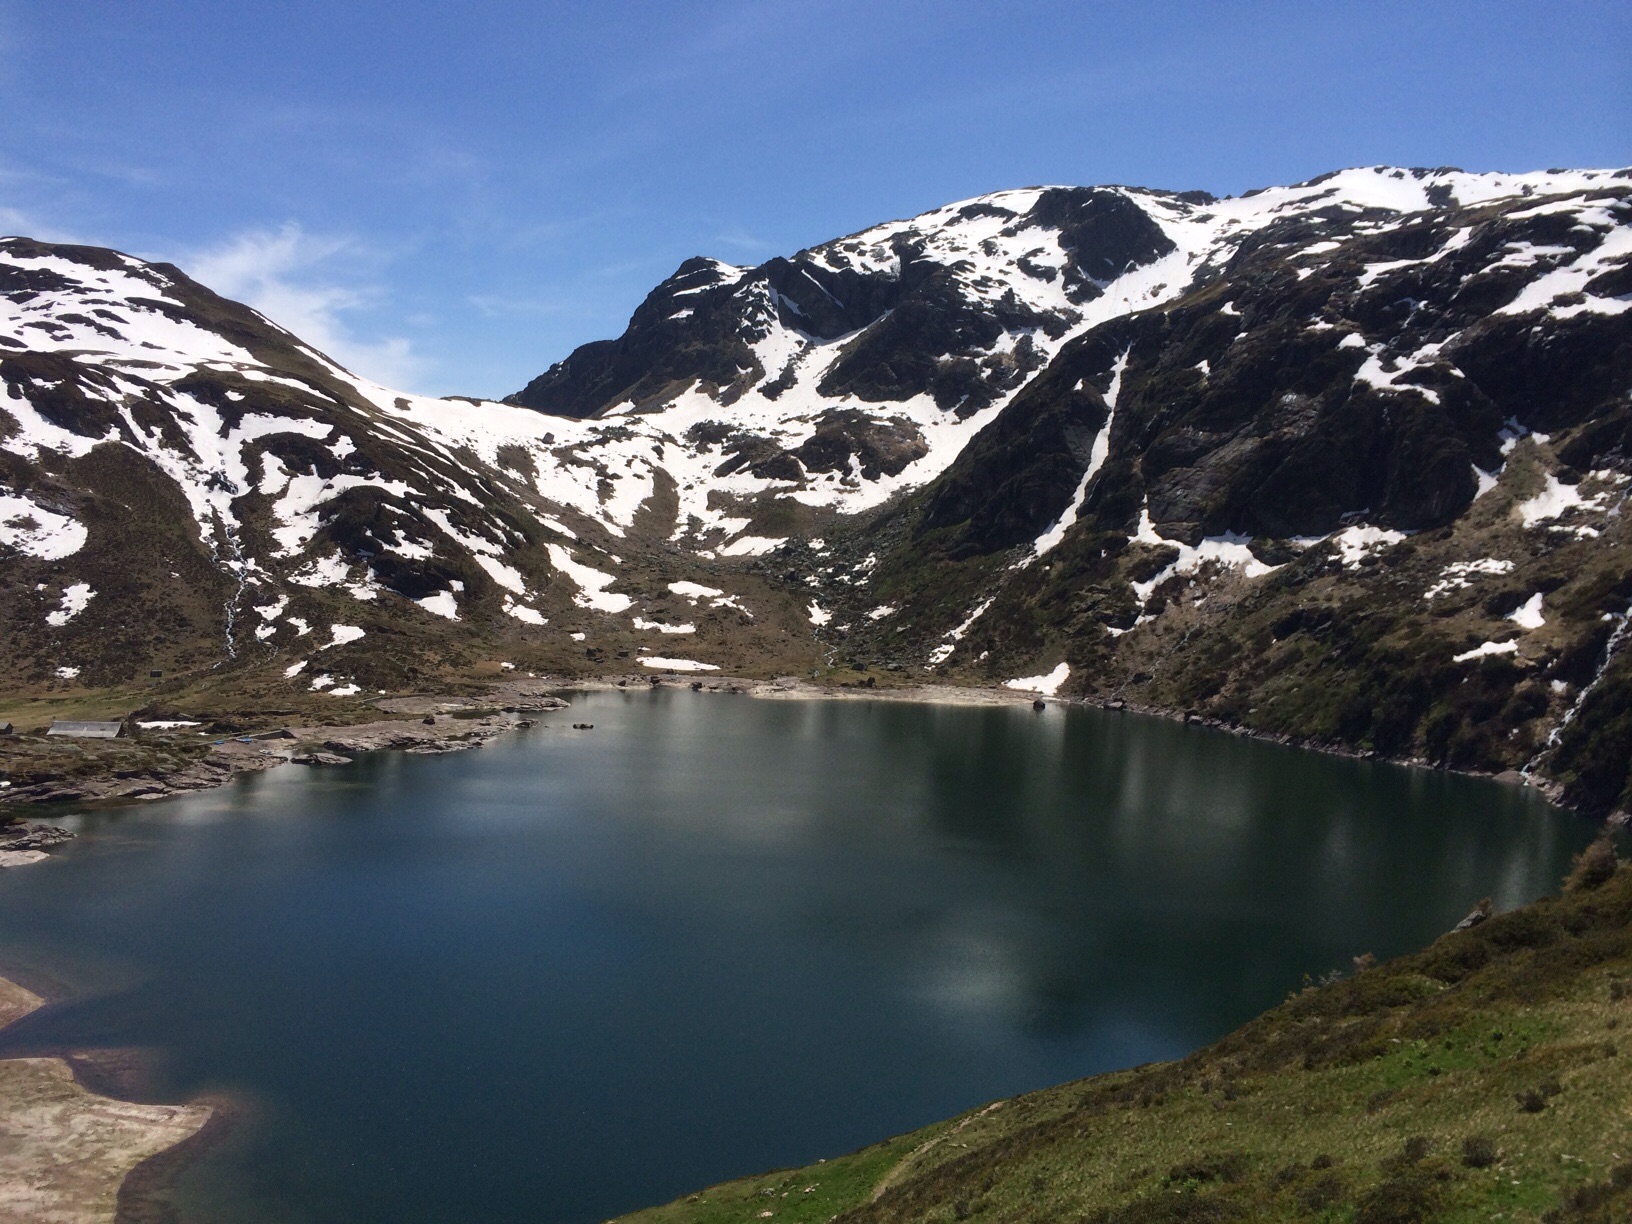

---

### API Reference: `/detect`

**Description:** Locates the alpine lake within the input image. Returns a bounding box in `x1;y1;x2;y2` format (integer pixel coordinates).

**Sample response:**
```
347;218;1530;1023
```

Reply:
0;690;1594;1224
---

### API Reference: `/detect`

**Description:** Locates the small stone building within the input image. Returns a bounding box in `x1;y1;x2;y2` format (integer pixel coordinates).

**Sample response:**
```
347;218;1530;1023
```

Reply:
47;720;124;739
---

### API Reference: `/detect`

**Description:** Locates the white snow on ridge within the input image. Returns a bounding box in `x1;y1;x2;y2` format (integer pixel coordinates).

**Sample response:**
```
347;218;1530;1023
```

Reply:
1030;350;1128;560
1495;213;1632;320
2;166;1625;621
0;250;257;372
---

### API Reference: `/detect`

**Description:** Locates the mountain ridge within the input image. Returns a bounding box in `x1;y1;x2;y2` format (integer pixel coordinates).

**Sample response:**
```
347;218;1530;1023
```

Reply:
2;163;1630;815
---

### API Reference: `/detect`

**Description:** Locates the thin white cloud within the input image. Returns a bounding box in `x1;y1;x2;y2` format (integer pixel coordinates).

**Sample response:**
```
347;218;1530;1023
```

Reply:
713;227;775;256
0;201;79;243
187;223;426;389
466;293;569;319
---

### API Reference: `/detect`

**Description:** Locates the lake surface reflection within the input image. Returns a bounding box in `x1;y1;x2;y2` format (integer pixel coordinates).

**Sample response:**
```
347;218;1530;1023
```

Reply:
0;691;1590;1223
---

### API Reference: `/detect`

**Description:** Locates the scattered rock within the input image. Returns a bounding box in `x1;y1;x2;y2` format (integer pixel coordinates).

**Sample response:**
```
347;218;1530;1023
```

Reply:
0;822;75;852
290;752;353;767
1454;896;1494;931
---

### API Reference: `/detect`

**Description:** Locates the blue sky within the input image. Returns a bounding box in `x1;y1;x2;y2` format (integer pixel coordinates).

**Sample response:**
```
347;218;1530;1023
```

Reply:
1;1;1627;397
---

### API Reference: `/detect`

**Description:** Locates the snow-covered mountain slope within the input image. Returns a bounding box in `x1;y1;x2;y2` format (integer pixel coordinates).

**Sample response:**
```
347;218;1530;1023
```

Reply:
3;165;1631;812
0;236;813;690
792;167;1632;814
505;167;1629;544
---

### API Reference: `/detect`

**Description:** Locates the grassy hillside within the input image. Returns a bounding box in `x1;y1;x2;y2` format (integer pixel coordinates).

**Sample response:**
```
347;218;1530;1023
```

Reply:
622;837;1632;1224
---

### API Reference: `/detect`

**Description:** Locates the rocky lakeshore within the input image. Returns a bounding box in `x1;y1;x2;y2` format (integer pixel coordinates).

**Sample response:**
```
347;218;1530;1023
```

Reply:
0;687;575;824
0;976;213;1224
2;672;1598;838
0;676;1055;825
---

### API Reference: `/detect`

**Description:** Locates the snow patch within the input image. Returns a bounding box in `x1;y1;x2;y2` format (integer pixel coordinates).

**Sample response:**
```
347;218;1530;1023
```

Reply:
417;590;461;620
1332;525;1408;569
0;495;87;559
502;596;545;625
545;543;633;613
1453;640;1519;663
632;617;696;634
1507;593;1546;630
638;656;720;672
1424;558;1513;600
46;582;95;626
323;623;365;648
1130;505;1278;603
1518;474;1608;527
669;581;724;600
718;535;785;557
1003;663;1070;695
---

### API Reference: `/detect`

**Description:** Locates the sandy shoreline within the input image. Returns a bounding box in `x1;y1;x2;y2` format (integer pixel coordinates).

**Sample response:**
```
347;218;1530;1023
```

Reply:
0;976;213;1224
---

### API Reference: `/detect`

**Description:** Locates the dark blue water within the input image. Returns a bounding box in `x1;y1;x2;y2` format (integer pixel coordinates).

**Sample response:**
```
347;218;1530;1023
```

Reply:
0;691;1591;1223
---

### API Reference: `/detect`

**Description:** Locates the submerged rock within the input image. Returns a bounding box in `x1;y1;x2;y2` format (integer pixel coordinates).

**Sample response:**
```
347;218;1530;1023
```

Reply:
0;821;75;867
0;822;75;852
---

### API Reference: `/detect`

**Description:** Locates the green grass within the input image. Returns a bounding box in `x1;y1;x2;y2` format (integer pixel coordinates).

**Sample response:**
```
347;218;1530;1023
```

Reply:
623;1127;954;1224
620;852;1632;1223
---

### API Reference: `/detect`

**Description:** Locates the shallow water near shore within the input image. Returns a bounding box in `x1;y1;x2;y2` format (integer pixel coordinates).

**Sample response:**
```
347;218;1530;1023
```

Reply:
0;691;1593;1224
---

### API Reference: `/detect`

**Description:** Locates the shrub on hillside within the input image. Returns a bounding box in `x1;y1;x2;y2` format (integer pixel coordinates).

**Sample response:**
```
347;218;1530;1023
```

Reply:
1564;832;1621;893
